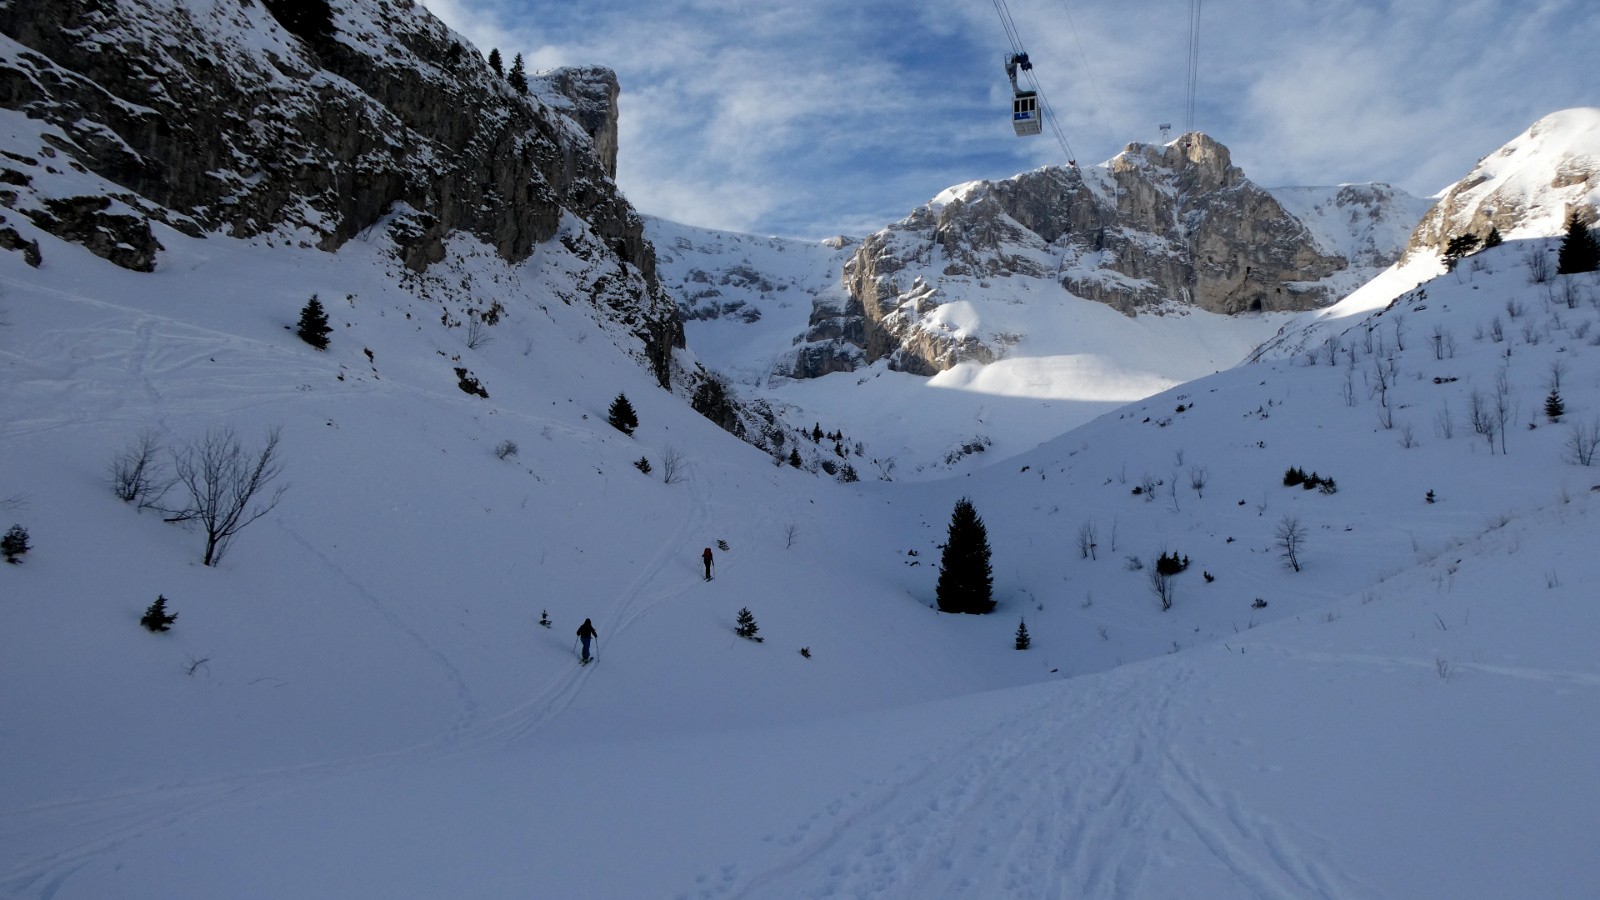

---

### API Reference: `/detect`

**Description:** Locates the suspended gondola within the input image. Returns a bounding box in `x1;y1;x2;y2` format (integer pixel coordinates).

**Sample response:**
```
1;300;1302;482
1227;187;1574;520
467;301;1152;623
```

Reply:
1005;52;1041;137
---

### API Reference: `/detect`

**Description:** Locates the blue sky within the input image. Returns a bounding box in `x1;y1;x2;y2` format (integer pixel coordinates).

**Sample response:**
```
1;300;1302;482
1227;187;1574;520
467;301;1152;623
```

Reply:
420;0;1600;240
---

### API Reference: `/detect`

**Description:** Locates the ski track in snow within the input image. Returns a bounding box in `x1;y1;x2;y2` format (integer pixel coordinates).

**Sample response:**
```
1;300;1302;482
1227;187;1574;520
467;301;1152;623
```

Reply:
1255;646;1600;688
685;667;1181;899
683;660;1373;900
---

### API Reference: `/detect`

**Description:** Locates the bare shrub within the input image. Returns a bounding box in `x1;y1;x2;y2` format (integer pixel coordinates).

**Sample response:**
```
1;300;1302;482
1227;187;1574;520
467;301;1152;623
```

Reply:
1274;515;1307;572
1434;402;1455;440
1076;520;1098;560
1148;565;1174;611
1565;419;1600;466
1524;245;1551;284
109;428;174;508
464;318;493;350
660;446;686;484
495;439;519;460
168;427;289;566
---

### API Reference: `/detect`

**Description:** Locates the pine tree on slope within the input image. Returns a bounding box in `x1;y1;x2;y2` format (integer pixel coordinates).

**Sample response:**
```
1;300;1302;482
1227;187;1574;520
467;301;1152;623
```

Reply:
936;497;995;614
1557;213;1600;275
296;295;332;350
608;393;638;435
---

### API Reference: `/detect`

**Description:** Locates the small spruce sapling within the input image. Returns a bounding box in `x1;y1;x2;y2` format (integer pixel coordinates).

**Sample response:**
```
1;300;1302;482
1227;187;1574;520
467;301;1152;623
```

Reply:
1;524;29;563
538;610;551;628
1545;389;1566;422
735;607;764;642
633;456;652;474
141;595;178;632
1014;618;1031;650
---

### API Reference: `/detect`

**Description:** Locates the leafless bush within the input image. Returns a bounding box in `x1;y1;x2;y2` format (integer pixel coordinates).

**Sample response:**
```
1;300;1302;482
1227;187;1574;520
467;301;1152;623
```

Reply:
1274;515;1307;572
1493;368;1515;455
464;318;493;350
1188;465;1209;498
1434;402;1455;440
1524;245;1551;284
1076;520;1098;560
109;428;174;508
168;427;289;566
783;523;799;549
1435;657;1452;680
660;446;686;484
495;439;519;460
1559;279;1583;309
1148;565;1174;611
1565;419;1600;466
1469;390;1498;451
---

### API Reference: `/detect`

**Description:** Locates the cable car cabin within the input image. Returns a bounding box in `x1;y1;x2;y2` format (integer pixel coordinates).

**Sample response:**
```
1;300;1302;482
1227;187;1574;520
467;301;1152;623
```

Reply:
1011;91;1041;136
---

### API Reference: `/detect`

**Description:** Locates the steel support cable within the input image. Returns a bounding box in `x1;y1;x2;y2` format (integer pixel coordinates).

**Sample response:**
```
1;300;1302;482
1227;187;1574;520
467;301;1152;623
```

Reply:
1186;0;1202;134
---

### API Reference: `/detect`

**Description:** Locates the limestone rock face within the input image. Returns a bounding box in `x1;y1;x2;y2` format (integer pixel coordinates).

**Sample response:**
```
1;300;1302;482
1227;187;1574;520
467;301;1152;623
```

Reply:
0;0;681;382
810;134;1379;376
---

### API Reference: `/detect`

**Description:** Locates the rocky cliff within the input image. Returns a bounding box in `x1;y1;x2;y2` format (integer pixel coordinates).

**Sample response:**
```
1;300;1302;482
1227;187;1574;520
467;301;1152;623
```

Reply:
0;0;682;385
794;134;1415;377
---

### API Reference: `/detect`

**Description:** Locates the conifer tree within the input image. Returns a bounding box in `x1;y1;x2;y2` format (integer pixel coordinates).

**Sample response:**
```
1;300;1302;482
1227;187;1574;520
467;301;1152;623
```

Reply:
507;53;529;94
1014;618;1031;650
1;524;29;563
1557;213;1600;275
487;48;503;76
735;607;763;641
296;295;332;350
936;497;995;614
141;595;178;632
607;393;638;435
787;447;802;468
1443;233;1480;271
1545;388;1566;422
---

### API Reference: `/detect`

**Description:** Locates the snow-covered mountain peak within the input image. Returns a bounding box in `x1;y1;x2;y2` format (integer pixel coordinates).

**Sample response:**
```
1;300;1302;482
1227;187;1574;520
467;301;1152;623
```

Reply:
1405;106;1600;257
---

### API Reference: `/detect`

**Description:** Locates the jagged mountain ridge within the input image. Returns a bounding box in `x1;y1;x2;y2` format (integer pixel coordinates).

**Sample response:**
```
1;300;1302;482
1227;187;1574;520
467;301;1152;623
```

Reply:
0;0;683;385
781;134;1428;378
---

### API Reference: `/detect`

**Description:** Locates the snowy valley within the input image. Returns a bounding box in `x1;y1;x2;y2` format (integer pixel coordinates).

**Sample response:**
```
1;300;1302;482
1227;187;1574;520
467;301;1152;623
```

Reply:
3;1;1600;897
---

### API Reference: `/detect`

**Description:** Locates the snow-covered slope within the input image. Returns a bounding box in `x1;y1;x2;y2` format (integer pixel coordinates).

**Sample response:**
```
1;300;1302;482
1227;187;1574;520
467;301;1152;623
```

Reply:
5;178;1600;896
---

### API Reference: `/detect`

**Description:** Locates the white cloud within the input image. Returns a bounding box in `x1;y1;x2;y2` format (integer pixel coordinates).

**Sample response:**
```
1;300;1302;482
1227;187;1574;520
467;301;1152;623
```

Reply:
423;0;1600;236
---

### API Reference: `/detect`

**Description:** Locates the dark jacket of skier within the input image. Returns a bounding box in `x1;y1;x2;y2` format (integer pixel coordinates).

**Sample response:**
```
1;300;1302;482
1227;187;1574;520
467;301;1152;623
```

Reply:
576;618;597;661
